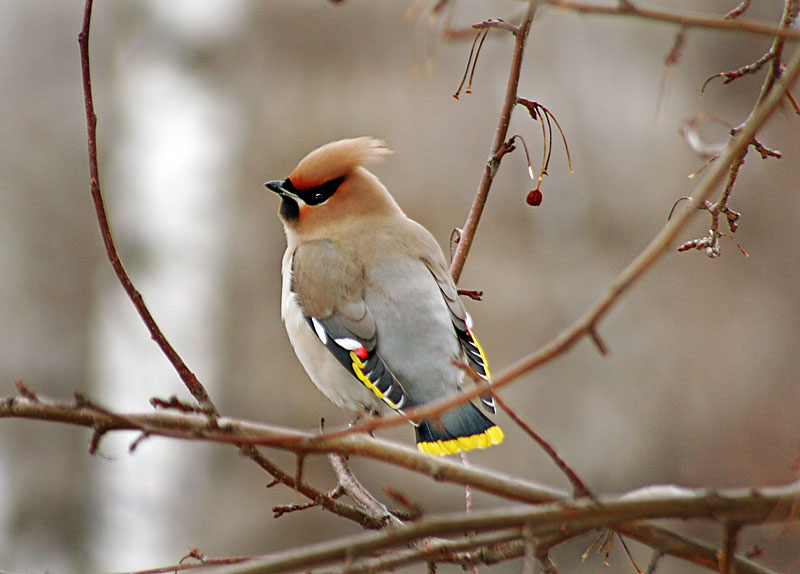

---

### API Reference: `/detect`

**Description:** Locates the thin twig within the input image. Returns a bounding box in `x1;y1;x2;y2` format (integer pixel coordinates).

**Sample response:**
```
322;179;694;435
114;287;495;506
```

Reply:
645;549;664;574
312;529;523;574
240;444;385;529
382;485;422;520
618;533;644;573
454;362;594;499
492;392;594;500
14;380;38;402
681;0;797;257
724;0;752;19
449;0;538;284
701;52;776;94
719;523;741;574
78;0;217;417
120;554;251;574
544;0;800;42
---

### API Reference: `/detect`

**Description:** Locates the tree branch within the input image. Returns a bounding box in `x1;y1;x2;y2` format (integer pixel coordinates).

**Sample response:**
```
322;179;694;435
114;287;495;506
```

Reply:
186;483;799;574
4;393;792;574
449;0;537;284
327;453;405;527
0;392;565;504
78;0;217;416
544;0;800;42
681;0;797;258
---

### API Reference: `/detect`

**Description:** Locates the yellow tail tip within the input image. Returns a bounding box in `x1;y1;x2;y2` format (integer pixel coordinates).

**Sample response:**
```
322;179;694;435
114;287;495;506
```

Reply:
417;425;504;456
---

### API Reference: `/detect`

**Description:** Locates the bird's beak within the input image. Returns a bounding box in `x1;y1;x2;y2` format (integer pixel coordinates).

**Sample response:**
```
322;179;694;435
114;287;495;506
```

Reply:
264;180;287;195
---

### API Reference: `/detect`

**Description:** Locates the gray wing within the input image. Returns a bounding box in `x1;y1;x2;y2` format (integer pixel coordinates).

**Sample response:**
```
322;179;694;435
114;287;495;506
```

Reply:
422;255;496;414
291;240;410;411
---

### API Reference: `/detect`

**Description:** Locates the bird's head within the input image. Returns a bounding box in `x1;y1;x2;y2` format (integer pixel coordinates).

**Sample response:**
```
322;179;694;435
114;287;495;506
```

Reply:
265;137;400;238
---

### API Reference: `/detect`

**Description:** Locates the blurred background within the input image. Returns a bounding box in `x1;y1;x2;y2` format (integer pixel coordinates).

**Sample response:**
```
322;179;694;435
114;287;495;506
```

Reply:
1;1;799;572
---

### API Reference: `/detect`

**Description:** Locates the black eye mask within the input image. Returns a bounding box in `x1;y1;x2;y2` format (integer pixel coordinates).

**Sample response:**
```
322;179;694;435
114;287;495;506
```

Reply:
283;176;344;206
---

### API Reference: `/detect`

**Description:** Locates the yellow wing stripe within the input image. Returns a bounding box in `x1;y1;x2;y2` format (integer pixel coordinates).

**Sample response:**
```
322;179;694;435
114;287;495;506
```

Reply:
469;328;492;379
417;425;504;456
350;351;403;410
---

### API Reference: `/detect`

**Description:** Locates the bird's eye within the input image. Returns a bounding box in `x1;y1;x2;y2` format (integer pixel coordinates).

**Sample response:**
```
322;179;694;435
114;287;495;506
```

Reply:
314;193;325;203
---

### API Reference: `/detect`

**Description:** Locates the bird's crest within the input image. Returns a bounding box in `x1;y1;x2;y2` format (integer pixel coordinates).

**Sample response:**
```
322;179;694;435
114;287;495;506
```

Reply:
289;137;391;190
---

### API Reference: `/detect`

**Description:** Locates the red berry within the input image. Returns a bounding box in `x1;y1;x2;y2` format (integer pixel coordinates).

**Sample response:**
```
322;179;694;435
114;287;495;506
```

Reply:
526;189;543;206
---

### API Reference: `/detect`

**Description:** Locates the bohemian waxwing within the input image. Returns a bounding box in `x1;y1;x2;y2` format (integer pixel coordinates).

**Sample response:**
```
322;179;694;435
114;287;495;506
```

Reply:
264;137;503;456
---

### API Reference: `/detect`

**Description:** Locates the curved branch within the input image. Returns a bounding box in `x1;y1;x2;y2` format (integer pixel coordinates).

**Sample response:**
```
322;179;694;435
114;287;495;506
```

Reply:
78;0;217;415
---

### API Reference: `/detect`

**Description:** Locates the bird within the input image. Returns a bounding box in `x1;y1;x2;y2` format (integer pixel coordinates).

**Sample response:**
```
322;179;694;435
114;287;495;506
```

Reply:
264;137;503;456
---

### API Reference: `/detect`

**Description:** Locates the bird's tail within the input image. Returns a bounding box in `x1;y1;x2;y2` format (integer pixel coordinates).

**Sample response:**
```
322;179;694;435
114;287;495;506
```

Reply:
415;402;504;456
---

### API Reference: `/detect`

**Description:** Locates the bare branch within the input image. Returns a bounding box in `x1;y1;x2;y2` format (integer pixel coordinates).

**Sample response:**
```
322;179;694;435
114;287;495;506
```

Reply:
312;530;522;574
544;0;800;42
449;0;538;284
5;392;792;574
681;0;797;257
328;453;404;527
724;0;753;20
189;483;799;574
77;0;386;530
701;52;775;94
56;4;800;574
78;0;217;416
490;390;594;500
382;485;422;520
0;392;565;503
489;40;800;399
719;523;742;574
122;553;251;574
238;444;384;529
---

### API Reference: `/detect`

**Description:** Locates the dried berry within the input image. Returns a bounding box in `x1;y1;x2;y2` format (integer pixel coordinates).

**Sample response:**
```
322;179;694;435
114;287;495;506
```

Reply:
526;189;543;206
